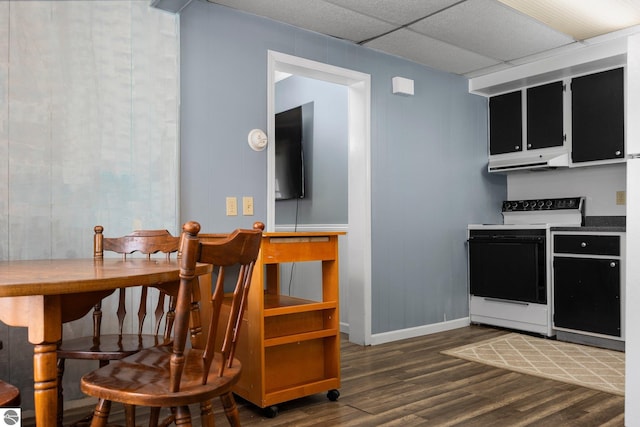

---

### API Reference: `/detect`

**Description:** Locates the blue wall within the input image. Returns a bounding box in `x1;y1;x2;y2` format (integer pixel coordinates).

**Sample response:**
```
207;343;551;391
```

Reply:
180;2;506;335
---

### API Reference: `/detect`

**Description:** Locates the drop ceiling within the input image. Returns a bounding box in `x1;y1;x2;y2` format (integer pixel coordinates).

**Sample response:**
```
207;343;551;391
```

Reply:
206;0;640;77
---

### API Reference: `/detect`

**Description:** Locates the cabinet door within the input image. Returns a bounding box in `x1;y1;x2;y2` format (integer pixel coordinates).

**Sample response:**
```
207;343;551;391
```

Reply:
571;67;624;163
527;81;564;150
489;90;522;155
553;257;620;336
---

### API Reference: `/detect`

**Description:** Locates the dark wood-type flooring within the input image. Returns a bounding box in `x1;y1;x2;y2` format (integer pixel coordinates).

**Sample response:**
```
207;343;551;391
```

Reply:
25;325;625;426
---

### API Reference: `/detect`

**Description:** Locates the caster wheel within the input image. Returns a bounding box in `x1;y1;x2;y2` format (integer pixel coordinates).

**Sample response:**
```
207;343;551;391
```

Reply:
264;405;279;418
327;389;340;401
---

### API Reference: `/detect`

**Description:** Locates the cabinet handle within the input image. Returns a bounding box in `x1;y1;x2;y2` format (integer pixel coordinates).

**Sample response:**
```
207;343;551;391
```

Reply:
581;242;587;247
515;145;520;150
615;150;621;156
527;143;532;148
611;262;617;268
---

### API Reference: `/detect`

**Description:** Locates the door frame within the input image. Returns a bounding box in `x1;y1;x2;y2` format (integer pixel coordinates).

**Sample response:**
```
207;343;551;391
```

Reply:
267;50;372;345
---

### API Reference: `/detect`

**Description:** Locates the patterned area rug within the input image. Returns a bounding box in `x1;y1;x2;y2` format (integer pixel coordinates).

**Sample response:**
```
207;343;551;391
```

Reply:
442;332;624;395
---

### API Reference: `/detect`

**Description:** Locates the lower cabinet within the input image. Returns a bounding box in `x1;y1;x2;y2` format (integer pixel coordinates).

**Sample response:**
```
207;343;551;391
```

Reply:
552;231;625;342
553;257;620;336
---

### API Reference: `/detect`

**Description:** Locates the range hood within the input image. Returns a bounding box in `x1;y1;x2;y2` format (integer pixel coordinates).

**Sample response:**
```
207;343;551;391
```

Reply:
488;150;570;173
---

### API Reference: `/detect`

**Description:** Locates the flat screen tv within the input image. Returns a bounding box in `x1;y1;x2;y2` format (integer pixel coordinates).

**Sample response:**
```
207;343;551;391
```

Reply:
275;106;305;200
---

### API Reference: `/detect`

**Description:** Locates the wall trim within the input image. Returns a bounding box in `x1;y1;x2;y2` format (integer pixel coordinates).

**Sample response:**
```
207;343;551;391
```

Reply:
274;223;348;232
267;50;372;346
368;318;471;346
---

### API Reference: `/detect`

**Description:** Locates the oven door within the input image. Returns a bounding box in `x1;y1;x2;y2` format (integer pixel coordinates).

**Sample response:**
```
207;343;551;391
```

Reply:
468;229;546;304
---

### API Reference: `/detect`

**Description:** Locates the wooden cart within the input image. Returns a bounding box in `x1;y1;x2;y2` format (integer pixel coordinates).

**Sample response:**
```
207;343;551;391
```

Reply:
201;231;344;417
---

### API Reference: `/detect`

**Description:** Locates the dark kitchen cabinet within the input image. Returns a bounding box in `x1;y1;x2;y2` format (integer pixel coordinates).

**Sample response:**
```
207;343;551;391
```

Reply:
489;90;522;155
553;257;620;336
489;81;564;157
553;233;622;338
571;67;624;163
527;81;564;150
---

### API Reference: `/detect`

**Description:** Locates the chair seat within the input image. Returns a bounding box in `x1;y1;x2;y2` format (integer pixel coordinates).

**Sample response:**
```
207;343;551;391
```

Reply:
80;346;241;407
58;334;172;361
0;380;20;407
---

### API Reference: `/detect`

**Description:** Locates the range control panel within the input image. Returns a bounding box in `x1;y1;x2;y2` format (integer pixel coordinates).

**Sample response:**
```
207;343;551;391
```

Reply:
502;197;584;212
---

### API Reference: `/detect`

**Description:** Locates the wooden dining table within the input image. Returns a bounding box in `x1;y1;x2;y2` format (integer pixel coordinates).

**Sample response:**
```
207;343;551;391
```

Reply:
0;258;213;427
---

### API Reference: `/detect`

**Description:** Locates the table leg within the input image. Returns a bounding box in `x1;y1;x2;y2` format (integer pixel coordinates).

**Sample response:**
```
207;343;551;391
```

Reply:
0;295;61;427
34;343;59;427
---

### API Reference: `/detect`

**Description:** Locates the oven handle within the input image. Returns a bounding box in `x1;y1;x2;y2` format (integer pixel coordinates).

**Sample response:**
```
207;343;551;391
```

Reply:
468;236;544;243
483;297;530;306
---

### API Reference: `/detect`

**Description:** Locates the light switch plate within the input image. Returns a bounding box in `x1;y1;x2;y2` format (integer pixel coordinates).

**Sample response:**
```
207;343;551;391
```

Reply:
242;196;254;216
616;190;626;205
226;197;238;216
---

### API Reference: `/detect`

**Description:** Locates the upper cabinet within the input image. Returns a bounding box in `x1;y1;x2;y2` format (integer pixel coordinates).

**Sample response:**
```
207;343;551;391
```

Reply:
489;91;522;155
527;81;564;151
488;81;568;172
486;66;625;173
471;38;628;173
571;67;625;163
488;81;564;156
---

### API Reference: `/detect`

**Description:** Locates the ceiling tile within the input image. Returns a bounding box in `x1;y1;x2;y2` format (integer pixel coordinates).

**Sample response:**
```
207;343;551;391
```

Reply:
324;0;461;26
364;28;501;75
209;0;396;42
507;42;582;66
409;0;575;61
498;0;640;40
205;0;640;76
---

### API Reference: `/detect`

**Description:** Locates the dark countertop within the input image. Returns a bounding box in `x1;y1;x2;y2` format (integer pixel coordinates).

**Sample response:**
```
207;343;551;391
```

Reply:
552;226;626;232
551;216;626;233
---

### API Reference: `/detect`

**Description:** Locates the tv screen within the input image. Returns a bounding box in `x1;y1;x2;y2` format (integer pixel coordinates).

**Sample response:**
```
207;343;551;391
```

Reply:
275;106;305;200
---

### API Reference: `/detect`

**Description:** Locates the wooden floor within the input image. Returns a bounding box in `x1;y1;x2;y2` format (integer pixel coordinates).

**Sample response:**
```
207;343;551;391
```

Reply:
27;325;625;426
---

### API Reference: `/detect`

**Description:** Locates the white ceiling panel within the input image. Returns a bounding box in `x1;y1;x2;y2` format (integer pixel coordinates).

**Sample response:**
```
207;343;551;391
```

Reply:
364;28;501;75
324;0;461;26
204;0;640;76
409;0;576;61
209;0;396;42
498;0;640;40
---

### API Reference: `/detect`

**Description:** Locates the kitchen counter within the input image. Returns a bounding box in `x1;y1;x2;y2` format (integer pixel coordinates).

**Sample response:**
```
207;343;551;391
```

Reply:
551;215;626;232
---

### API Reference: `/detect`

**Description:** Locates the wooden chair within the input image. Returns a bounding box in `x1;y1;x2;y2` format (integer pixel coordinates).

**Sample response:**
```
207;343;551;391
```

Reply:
57;227;181;426
0;341;20;407
80;220;264;426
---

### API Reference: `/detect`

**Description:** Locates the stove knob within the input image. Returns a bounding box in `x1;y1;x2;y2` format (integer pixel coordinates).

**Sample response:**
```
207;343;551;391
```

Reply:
546;200;553;207
537;201;544;208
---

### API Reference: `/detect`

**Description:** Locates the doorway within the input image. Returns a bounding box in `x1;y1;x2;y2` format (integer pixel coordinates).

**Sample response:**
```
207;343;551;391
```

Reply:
267;51;372;345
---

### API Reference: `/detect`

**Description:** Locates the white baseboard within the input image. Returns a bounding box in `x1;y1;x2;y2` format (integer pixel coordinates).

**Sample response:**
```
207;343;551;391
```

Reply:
368;317;471;345
340;321;349;334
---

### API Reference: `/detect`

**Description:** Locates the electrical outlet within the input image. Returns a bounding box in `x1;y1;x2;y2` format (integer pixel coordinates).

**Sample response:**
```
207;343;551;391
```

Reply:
616;190;626;205
242;196;254;216
226;197;238;216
